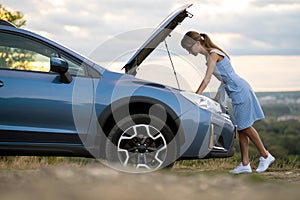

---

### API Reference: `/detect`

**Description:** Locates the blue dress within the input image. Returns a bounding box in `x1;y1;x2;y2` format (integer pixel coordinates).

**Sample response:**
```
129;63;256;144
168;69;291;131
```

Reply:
210;49;264;131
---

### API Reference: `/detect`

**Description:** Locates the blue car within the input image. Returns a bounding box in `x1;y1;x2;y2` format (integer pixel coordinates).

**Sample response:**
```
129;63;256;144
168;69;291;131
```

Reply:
0;4;235;172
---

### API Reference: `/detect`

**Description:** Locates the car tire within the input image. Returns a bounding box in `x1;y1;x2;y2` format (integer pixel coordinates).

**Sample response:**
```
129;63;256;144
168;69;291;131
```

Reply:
105;114;177;172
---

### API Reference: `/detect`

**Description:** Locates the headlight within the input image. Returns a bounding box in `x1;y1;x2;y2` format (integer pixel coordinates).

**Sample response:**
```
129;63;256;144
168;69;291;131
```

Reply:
180;91;222;113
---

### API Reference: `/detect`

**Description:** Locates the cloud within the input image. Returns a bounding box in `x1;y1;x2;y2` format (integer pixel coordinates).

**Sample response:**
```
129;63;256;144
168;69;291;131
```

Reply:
184;1;300;55
251;0;300;7
1;0;300;56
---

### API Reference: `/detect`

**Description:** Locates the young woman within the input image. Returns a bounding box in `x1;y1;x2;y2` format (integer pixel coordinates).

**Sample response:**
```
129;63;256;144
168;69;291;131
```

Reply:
181;31;275;174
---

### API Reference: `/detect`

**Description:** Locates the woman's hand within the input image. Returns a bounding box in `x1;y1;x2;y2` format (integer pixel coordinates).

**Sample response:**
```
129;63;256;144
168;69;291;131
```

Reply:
214;91;221;101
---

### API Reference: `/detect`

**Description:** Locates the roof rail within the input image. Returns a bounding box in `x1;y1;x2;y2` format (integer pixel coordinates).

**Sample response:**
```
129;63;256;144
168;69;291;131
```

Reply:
0;20;17;27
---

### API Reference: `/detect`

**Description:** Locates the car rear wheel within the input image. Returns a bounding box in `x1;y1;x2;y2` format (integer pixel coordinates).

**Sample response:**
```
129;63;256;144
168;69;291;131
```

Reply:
105;114;177;172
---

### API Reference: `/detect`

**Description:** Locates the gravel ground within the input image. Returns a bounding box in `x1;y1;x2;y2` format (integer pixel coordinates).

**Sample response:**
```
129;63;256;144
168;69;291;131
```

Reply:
0;164;299;200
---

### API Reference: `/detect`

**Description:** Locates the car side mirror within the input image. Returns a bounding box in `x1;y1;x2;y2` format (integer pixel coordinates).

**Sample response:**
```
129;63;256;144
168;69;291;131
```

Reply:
50;57;72;83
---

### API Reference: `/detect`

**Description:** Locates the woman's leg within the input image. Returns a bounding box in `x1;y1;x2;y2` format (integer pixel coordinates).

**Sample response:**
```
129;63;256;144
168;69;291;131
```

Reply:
239;126;268;158
229;130;252;174
232;126;274;173
238;131;250;166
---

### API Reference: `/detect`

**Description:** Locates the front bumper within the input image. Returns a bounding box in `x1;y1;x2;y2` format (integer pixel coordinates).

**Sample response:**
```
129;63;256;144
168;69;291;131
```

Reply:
176;106;235;159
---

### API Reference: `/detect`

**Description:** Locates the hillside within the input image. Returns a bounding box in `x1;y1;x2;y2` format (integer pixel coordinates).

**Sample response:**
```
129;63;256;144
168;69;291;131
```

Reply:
256;91;300;121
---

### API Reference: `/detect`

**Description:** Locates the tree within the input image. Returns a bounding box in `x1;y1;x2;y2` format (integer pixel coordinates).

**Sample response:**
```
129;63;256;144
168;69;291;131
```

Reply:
0;4;26;27
0;4;33;70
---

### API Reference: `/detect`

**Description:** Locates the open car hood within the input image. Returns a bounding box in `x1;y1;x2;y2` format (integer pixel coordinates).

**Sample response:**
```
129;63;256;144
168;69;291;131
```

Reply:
123;4;193;75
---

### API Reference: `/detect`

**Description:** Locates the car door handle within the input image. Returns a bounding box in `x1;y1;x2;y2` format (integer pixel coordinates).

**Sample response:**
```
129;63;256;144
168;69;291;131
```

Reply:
0;81;4;87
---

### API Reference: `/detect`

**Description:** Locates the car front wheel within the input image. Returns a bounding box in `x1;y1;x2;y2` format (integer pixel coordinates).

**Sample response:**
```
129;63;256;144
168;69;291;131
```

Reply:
105;114;177;172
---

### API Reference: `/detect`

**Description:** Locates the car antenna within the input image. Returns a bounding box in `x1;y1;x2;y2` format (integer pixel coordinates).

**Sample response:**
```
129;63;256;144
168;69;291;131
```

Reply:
164;39;180;90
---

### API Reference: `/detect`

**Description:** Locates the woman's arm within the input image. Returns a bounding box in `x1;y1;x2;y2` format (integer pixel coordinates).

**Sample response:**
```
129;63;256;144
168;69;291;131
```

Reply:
215;82;226;102
214;90;221;101
195;52;219;94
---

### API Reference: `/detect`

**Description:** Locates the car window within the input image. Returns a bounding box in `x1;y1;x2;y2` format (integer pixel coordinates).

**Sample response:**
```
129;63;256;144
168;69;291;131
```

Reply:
0;31;86;76
60;54;86;76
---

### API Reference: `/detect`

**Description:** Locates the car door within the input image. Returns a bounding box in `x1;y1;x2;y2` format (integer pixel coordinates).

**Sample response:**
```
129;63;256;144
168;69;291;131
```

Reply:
0;31;93;144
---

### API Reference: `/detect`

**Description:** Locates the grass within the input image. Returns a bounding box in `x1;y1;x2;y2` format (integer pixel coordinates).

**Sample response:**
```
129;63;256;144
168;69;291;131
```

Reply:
0;154;298;171
0;156;96;170
174;158;237;170
175;153;299;169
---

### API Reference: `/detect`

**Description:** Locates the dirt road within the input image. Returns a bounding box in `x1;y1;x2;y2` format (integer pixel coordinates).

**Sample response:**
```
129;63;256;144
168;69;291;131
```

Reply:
0;164;299;200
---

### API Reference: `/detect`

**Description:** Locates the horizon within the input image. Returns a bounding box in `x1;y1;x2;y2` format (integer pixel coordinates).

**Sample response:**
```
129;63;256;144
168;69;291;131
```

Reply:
254;90;300;93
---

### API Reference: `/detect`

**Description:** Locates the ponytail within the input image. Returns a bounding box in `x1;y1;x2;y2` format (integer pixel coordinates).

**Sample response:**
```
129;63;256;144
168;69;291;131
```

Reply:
181;31;230;59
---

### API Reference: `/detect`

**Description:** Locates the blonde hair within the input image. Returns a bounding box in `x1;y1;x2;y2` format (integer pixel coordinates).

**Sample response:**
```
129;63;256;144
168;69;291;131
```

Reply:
181;31;230;59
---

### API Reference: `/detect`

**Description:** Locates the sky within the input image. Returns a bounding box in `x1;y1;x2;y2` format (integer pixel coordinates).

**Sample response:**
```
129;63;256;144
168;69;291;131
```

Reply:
1;0;300;92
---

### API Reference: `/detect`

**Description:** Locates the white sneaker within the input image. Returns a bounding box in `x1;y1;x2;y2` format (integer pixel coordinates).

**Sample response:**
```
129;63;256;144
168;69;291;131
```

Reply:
229;162;252;174
256;152;275;173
